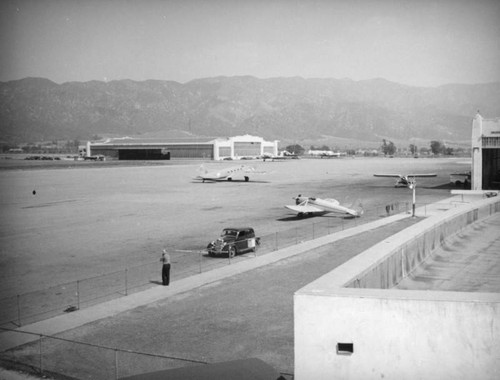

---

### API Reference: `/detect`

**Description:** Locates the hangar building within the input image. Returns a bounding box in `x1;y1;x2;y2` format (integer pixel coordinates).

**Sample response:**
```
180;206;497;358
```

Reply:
86;135;279;161
472;112;500;190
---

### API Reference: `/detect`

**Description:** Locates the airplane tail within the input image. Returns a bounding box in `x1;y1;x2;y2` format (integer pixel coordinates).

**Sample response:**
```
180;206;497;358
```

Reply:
350;199;364;216
198;164;208;174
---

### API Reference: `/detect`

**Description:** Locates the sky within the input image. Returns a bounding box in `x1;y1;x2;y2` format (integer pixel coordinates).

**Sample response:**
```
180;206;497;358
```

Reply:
0;0;499;87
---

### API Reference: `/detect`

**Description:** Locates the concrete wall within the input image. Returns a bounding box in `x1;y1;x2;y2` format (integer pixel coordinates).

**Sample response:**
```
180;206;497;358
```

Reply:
295;291;500;379
294;196;500;380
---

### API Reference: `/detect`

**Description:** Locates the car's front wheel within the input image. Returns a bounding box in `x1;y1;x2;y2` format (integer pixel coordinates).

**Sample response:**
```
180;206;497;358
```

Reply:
228;246;237;258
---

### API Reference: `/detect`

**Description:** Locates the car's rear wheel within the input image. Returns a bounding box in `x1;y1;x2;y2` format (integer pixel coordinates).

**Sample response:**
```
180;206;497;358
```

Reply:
228;246;236;258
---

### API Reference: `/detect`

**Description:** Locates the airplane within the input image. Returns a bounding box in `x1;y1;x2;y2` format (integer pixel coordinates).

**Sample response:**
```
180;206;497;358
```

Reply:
373;173;437;188
195;164;258;182
261;151;299;161
285;195;363;218
308;150;342;158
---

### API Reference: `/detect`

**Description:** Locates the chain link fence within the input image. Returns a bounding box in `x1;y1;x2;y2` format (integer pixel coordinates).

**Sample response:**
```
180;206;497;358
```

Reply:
0;328;294;379
0;202;413;328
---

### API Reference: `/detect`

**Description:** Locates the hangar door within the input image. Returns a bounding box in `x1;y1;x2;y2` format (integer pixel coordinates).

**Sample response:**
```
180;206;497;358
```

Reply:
482;148;500;189
234;142;261;157
118;149;170;160
167;144;213;159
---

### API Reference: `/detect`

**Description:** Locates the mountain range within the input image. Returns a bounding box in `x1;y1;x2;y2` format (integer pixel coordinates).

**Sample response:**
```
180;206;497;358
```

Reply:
1;76;499;147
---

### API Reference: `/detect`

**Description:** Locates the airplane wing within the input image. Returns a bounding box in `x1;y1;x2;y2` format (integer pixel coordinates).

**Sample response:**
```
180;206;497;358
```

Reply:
285;205;324;213
323;198;340;205
374;173;437;178
373;174;403;178
407;173;437;178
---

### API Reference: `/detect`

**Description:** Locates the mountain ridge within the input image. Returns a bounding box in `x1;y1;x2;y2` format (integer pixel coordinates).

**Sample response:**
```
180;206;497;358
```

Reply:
1;76;499;145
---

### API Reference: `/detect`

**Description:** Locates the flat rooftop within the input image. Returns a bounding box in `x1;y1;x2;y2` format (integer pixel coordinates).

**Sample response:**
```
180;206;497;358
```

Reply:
395;212;500;293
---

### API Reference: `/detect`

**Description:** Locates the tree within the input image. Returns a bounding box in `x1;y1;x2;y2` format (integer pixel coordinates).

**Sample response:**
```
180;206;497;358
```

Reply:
430;140;443;155
309;145;330;151
409;144;417;155
381;139;396;156
444;147;454;155
285;144;305;155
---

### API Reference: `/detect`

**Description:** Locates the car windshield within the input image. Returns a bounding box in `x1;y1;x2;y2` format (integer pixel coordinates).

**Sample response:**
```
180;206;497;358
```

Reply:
222;230;237;236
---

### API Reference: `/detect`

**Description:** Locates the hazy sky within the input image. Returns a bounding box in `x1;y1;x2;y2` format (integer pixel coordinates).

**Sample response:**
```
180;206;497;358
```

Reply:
1;0;499;87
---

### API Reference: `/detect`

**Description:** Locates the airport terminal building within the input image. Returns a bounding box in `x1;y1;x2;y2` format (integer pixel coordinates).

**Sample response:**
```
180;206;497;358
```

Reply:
293;113;500;379
472;112;500;190
86;135;278;161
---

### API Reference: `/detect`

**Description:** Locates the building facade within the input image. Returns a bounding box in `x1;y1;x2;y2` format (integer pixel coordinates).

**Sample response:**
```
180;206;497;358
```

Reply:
87;135;278;161
472;113;500;190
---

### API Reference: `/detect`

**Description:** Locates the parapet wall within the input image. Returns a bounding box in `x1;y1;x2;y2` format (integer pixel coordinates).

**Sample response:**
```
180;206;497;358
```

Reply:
345;196;500;289
294;196;500;380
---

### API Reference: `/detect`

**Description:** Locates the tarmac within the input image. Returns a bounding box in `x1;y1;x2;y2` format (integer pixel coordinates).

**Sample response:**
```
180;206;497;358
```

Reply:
1;194;499;379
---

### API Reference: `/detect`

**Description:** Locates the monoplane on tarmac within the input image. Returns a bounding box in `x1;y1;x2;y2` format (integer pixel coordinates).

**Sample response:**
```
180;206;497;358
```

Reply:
373;173;437;187
285;195;363;218
196;164;258;182
261;151;299;161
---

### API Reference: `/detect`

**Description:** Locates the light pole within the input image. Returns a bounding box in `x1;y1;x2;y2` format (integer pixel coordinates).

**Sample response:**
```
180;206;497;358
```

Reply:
408;179;416;217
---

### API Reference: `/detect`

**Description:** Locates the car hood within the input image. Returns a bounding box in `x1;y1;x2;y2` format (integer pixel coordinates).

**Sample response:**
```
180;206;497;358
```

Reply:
217;236;236;243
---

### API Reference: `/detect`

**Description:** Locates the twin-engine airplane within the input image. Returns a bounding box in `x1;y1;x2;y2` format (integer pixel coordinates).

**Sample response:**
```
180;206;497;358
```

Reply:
285;195;363;218
196;164;259;182
373;173;437;188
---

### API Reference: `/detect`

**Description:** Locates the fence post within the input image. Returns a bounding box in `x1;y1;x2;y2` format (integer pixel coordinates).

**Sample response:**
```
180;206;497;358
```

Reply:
199;251;202;273
114;349;118;380
125;269;128;296
77;280;80;310
17;295;21;327
39;334;43;375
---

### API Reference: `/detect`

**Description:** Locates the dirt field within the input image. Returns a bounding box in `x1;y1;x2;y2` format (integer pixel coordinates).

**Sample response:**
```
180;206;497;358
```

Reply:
0;156;472;378
0;156;468;299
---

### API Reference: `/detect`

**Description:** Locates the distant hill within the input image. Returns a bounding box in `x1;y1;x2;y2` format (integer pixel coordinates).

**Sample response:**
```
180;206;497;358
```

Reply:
1;76;499;146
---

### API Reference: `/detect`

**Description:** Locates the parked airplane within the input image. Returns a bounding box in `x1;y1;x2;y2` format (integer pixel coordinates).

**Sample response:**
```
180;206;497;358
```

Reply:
196;164;258;182
285;195;363;218
261;151;299;161
373;173;437;188
308;150;342;158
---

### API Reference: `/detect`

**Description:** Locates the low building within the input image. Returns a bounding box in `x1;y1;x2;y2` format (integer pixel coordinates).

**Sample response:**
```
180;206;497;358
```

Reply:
86;135;278;161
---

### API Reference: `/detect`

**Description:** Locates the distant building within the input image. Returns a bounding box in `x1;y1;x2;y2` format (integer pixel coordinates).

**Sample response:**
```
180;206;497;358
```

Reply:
87;135;278;161
472;112;500;190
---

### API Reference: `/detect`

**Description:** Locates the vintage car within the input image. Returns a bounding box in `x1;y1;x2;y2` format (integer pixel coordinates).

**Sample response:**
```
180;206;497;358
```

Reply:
450;171;471;186
207;227;260;258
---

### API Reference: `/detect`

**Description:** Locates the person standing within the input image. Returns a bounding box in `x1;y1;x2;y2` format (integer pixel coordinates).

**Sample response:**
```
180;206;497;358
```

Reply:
160;249;171;286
